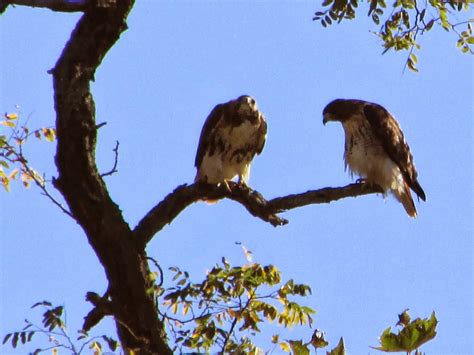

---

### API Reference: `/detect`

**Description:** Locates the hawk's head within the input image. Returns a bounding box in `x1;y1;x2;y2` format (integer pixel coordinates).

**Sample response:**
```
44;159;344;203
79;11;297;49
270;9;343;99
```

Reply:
235;95;258;115
323;99;364;125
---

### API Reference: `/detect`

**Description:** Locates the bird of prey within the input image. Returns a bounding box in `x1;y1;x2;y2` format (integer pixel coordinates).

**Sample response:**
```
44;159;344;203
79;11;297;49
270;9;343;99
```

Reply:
194;95;267;188
323;99;426;217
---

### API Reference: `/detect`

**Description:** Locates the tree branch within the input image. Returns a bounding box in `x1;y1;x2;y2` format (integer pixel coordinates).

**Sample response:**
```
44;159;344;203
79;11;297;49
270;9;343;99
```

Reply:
134;182;384;249
82;291;113;333
0;0;88;14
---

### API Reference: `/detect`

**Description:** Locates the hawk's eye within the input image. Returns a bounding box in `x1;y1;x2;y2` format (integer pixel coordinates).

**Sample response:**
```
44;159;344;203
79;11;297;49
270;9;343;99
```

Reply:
250;98;256;106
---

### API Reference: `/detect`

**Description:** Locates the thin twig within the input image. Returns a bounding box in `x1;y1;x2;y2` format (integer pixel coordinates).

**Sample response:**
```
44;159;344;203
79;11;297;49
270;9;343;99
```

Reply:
101;140;119;177
16;140;74;218
146;256;164;287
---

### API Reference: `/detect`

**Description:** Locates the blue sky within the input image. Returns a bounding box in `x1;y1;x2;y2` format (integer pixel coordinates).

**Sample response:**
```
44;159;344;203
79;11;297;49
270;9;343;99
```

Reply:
1;1;472;354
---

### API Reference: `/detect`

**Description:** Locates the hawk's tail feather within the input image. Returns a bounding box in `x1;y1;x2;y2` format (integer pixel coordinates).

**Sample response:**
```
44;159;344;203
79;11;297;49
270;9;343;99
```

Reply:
394;183;417;218
411;179;426;202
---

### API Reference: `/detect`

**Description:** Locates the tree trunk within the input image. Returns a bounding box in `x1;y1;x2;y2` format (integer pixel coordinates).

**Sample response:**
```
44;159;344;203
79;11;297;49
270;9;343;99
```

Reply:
52;1;172;353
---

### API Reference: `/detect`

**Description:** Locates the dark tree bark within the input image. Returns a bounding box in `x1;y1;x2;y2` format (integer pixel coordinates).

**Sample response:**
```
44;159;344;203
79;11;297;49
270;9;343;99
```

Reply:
50;1;172;353
2;1;384;353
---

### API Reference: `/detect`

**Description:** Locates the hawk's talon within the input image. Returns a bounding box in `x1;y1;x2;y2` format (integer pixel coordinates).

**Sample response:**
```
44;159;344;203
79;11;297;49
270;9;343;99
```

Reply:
219;180;232;194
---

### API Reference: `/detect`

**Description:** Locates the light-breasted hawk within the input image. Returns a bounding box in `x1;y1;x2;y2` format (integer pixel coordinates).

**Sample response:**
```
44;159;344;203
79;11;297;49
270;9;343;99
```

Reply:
195;95;267;187
323;98;426;217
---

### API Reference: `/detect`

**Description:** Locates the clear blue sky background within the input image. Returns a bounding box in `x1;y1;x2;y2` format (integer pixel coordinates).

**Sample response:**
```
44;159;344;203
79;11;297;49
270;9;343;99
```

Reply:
1;1;472;354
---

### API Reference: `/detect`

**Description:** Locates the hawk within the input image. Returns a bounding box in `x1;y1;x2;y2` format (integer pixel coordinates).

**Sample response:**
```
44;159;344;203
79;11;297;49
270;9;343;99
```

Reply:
194;95;267;188
323;99;426;217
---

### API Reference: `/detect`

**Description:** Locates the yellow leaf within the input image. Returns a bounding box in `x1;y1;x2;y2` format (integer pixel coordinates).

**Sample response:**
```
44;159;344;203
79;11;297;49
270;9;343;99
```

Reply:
228;309;240;319
1;177;10;192
21;172;31;188
183;302;190;316
279;342;291;353
42;127;56;142
0;120;15;128
171;302;179;314
5;113;18;120
9;169;19;180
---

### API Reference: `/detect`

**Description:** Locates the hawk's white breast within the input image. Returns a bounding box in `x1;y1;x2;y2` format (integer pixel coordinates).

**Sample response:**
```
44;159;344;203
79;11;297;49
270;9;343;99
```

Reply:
342;116;405;196
197;119;262;184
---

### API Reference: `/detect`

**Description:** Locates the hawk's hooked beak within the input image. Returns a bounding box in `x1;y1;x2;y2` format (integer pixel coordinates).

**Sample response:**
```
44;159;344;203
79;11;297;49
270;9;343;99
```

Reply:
323;113;334;125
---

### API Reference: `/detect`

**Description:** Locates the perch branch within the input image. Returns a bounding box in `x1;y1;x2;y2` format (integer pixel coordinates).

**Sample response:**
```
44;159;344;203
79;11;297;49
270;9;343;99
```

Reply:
133;181;384;249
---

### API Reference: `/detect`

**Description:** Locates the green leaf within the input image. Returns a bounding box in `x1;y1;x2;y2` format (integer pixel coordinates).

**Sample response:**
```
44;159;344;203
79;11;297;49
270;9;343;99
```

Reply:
310;329;329;349
2;333;12;345
439;7;450;31
372;311;438;352
12;333;19;348
466;36;474;44
397;309;411;326
102;335;119;351
327;337;345;355
407;57;418;72
288;340;310;355
27;331;34;342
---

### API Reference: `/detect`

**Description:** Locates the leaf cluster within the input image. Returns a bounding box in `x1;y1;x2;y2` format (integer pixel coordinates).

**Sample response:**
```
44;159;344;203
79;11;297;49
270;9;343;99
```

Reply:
313;0;473;71
160;257;315;353
2;301;120;355
372;309;438;353
1;110;55;191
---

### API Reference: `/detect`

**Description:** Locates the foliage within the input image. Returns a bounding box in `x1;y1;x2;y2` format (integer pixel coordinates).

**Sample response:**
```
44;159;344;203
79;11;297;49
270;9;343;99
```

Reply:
3;269;438;354
157;252;317;353
328;337;346;355
1;1;450;352
2;301;119;355
0;109;55;192
313;0;473;71
372;309;438;353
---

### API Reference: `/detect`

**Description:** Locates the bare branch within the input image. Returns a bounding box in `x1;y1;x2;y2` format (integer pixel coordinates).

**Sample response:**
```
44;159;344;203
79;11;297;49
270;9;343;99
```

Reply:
134;182;384;249
0;0;88;14
267;182;384;212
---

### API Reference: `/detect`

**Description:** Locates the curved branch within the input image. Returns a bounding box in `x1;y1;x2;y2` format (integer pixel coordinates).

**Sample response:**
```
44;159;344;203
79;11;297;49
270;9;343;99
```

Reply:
134;182;384;249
